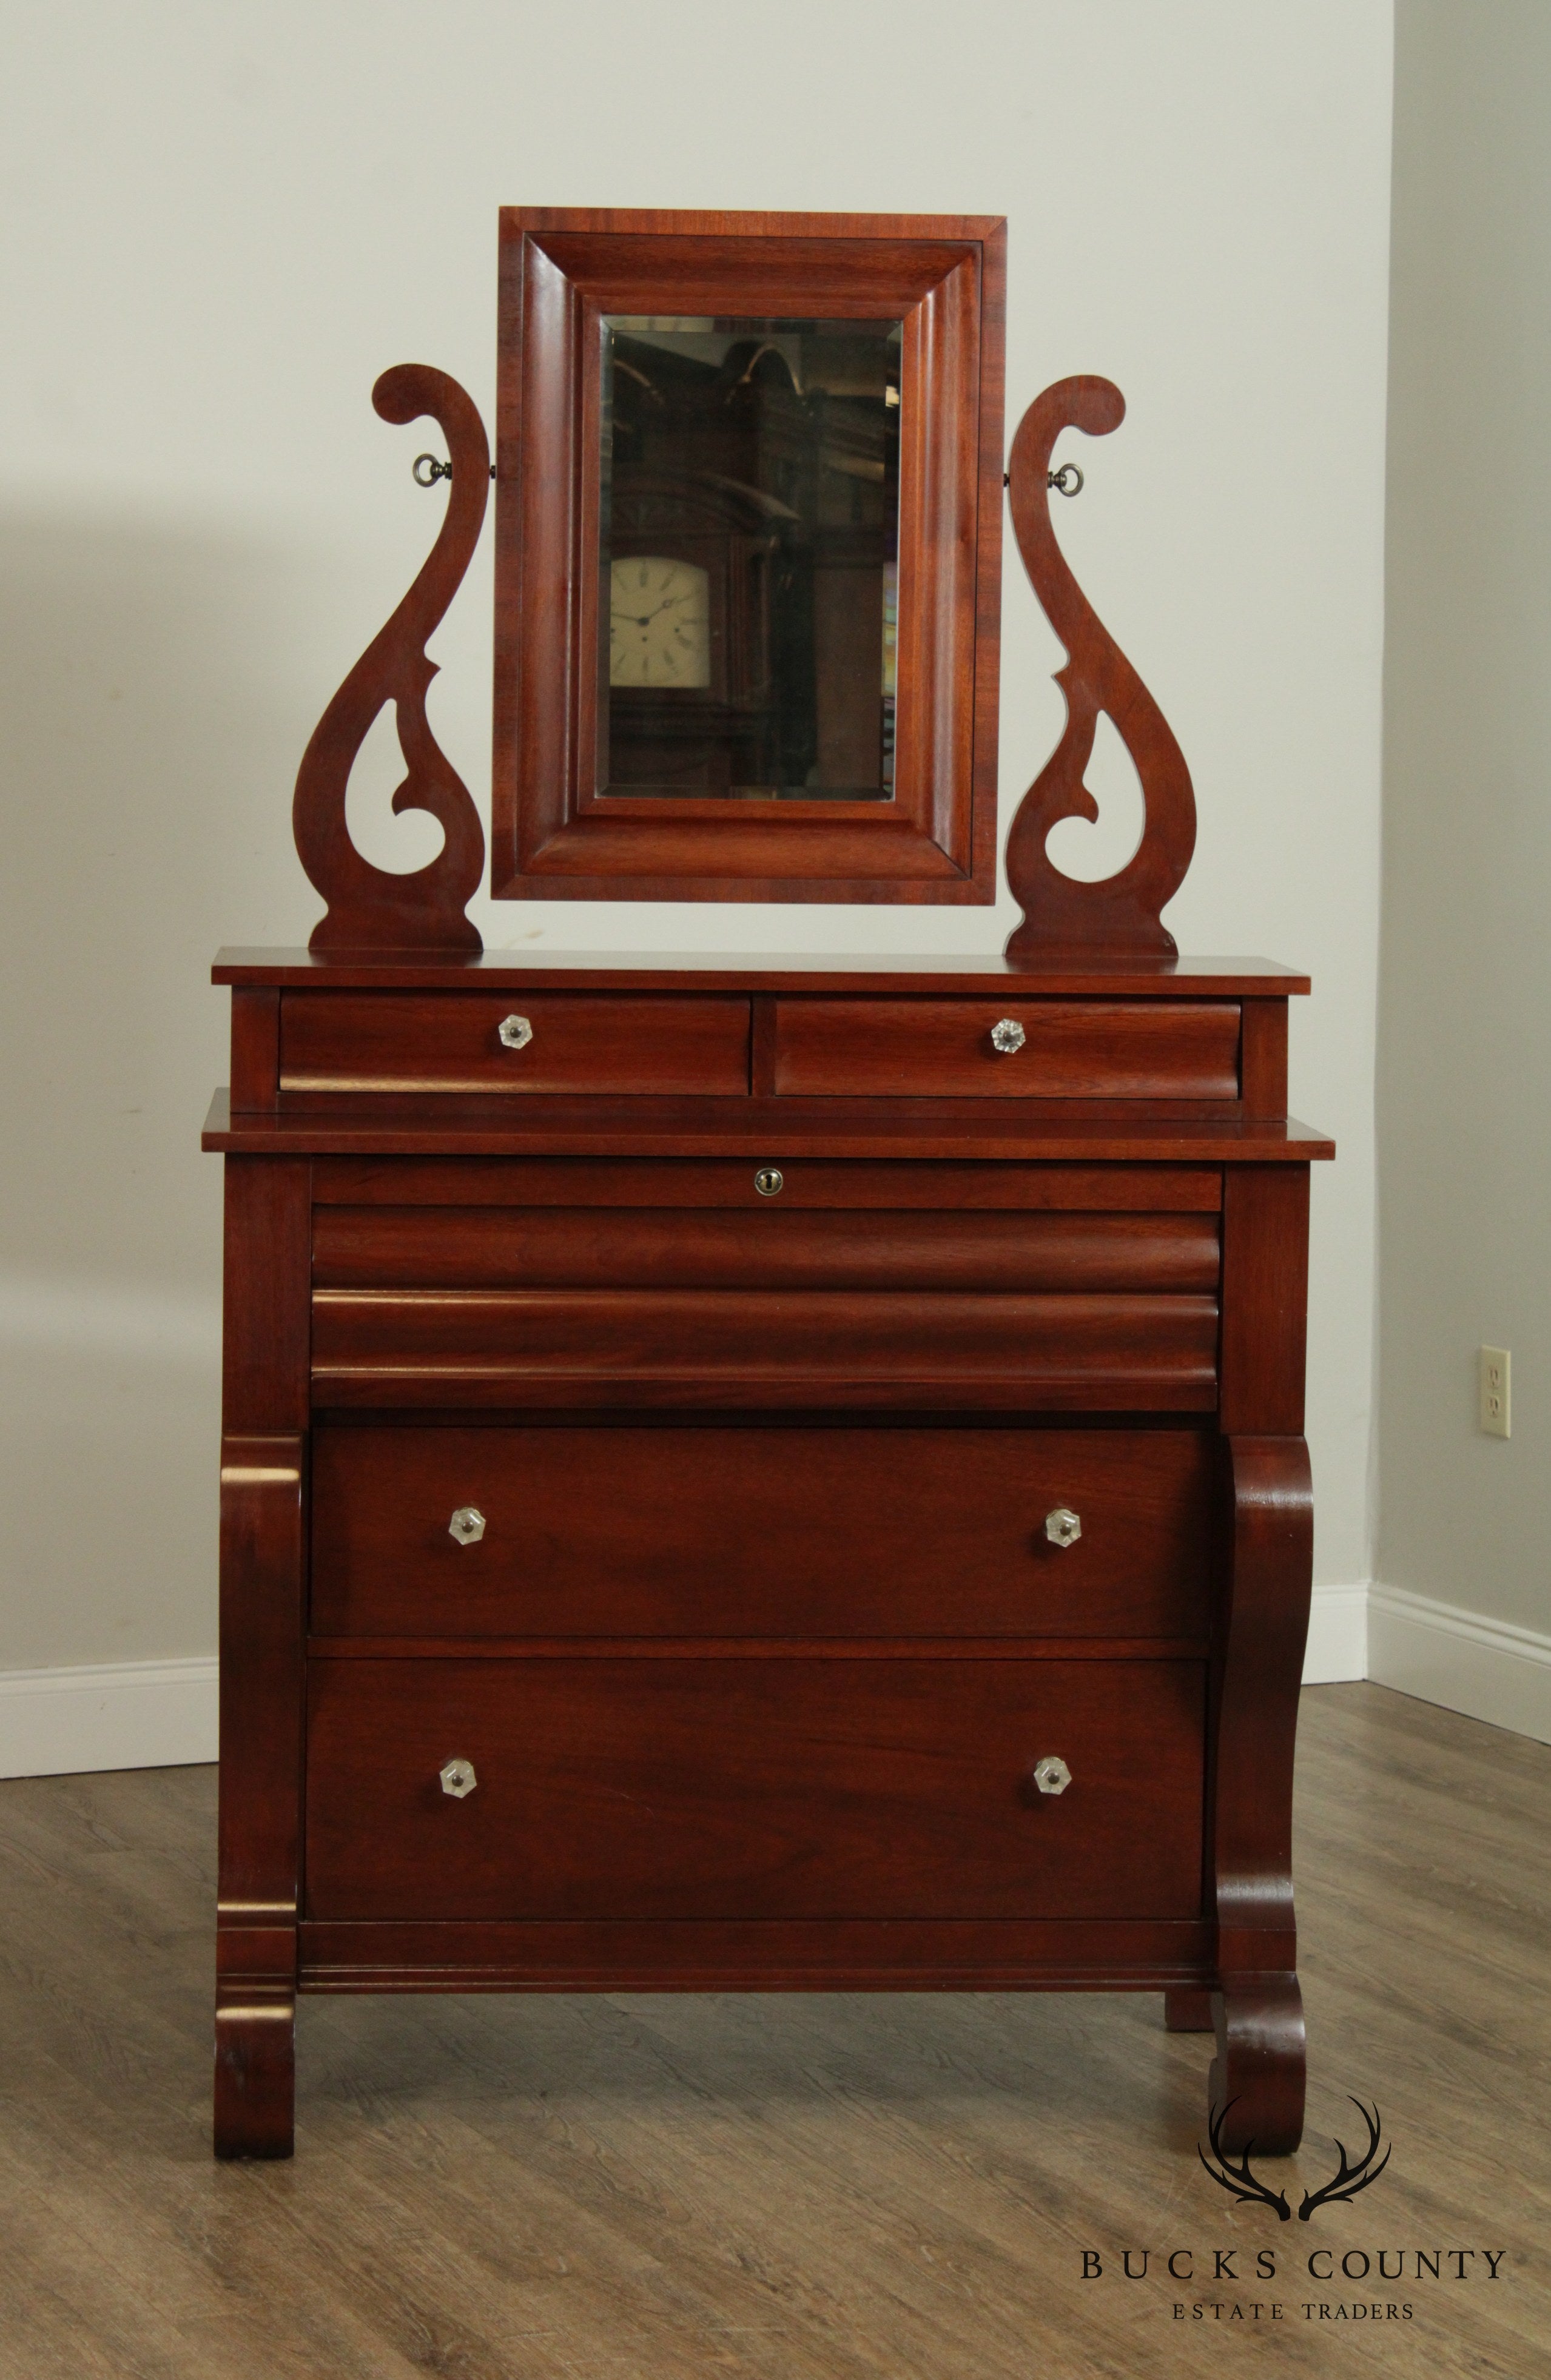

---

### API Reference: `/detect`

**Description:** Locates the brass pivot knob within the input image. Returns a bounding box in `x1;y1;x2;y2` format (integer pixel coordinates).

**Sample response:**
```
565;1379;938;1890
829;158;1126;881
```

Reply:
448;1506;486;1545
1044;1507;1082;1548
498;1014;534;1049
990;1017;1026;1054
439;1757;477;1799
1032;1756;1072;1797
754;1166;784;1197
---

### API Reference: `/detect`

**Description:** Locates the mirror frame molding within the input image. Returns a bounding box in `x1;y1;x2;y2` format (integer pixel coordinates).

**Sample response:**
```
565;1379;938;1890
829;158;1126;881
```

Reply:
490;207;1006;905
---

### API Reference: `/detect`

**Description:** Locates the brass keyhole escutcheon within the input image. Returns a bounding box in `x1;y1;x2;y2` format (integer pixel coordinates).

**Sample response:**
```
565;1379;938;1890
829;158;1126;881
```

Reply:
754;1166;784;1197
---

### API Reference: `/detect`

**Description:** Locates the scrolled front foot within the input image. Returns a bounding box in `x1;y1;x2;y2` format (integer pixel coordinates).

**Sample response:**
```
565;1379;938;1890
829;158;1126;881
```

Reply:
1208;1975;1305;2154
214;1983;295;2159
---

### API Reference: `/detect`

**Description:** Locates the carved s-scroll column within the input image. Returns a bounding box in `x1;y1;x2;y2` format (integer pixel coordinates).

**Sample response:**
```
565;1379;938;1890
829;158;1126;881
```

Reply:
1203;1160;1314;2156
1207;1433;1313;2156
1003;377;1195;956
294;365;490;952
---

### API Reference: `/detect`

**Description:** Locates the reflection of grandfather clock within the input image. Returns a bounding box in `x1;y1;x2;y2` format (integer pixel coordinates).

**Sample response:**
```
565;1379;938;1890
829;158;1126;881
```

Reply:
605;470;813;793
608;554;713;690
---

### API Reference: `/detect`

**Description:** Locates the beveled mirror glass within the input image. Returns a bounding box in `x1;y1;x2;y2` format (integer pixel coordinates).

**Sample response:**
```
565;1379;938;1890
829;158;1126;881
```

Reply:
599;315;902;801
493;209;1005;903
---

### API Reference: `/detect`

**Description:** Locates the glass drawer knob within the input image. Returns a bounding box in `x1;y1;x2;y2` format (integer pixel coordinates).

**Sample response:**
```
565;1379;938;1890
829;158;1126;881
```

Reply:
439;1757;477;1800
1045;1507;1082;1548
1033;1755;1072;1797
754;1166;784;1197
498;1014;534;1050
448;1506;486;1545
991;1017;1026;1054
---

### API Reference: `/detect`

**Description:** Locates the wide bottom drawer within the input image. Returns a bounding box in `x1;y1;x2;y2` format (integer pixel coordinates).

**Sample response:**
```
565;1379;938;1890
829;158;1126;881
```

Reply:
304;1657;1206;1923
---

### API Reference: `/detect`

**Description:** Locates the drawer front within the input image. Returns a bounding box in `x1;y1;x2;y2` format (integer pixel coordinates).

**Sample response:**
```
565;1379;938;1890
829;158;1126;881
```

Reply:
310;1426;1213;1640
304;1657;1206;1922
309;1287;1219;1410
313;1158;1224;1211
312;1205;1221;1293
279;992;750;1095
772;998;1242;1100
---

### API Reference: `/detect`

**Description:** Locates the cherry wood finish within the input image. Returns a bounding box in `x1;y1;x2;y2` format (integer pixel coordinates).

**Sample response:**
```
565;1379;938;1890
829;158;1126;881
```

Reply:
308;1155;1225;1211
309;1203;1219;1292
1004;377;1195;957
1205;1432;1314;2154
214;1160;310;2159
309;1425;1214;1641
304;1657;1206;1923
770;998;1241;1100
209;951;1329;2158
215;1440;303;2159
308;1285;1221;1410
1219;1166;1311;1436
208;1091;1331;1167
1239;998;1290;1118
491;210;1005;904
218;949;1311;995
293;366;489;954
295;1917;1216;1994
279;990;750;1096
311;1635;1213;1663
229;987;280;1109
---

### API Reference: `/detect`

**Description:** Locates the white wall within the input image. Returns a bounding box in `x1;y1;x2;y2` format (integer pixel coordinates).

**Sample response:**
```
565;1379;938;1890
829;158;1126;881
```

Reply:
1372;0;1551;1738
0;3;1393;1741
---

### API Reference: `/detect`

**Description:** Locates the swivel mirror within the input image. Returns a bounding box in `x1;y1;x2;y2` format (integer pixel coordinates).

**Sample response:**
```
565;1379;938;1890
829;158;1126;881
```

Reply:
491;208;1006;903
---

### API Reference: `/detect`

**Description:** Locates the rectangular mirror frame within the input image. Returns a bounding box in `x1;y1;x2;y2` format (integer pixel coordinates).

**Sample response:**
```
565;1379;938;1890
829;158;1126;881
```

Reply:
491;207;1006;904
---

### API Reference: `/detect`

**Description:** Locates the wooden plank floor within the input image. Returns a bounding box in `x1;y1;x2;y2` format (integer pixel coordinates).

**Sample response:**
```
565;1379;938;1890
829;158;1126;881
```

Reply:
0;1683;1546;2377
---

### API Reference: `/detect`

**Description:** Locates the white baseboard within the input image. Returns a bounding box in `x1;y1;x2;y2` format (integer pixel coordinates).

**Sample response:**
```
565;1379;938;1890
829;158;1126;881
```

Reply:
1;1588;1545;1780
1367;1582;1551;1746
1303;1584;1369;1684
0;1655;217;1780
1301;1581;1551;1736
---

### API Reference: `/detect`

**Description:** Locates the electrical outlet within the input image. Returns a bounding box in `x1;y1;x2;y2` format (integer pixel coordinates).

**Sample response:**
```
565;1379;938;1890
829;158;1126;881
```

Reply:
1479;1346;1511;1438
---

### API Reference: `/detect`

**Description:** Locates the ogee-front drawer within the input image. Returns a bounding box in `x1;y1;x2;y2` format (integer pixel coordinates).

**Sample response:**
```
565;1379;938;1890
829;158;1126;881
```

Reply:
309;1425;1214;1640
311;1203;1222;1293
279;992;750;1095
309;1286;1220;1410
772;998;1242;1099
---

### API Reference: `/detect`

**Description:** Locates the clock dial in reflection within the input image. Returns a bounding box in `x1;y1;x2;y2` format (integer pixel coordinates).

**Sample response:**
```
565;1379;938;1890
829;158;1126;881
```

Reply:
610;557;711;688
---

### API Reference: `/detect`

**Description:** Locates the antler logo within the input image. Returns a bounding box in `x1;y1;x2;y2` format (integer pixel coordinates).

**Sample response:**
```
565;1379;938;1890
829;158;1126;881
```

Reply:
1199;2098;1390;2223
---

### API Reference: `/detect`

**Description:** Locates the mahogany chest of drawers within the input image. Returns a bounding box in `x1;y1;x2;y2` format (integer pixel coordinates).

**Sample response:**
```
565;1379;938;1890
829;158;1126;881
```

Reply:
206;950;1330;2157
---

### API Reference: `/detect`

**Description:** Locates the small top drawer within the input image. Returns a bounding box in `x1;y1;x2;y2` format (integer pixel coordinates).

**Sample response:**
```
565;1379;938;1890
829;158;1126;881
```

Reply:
771;999;1242;1100
280;992;751;1096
